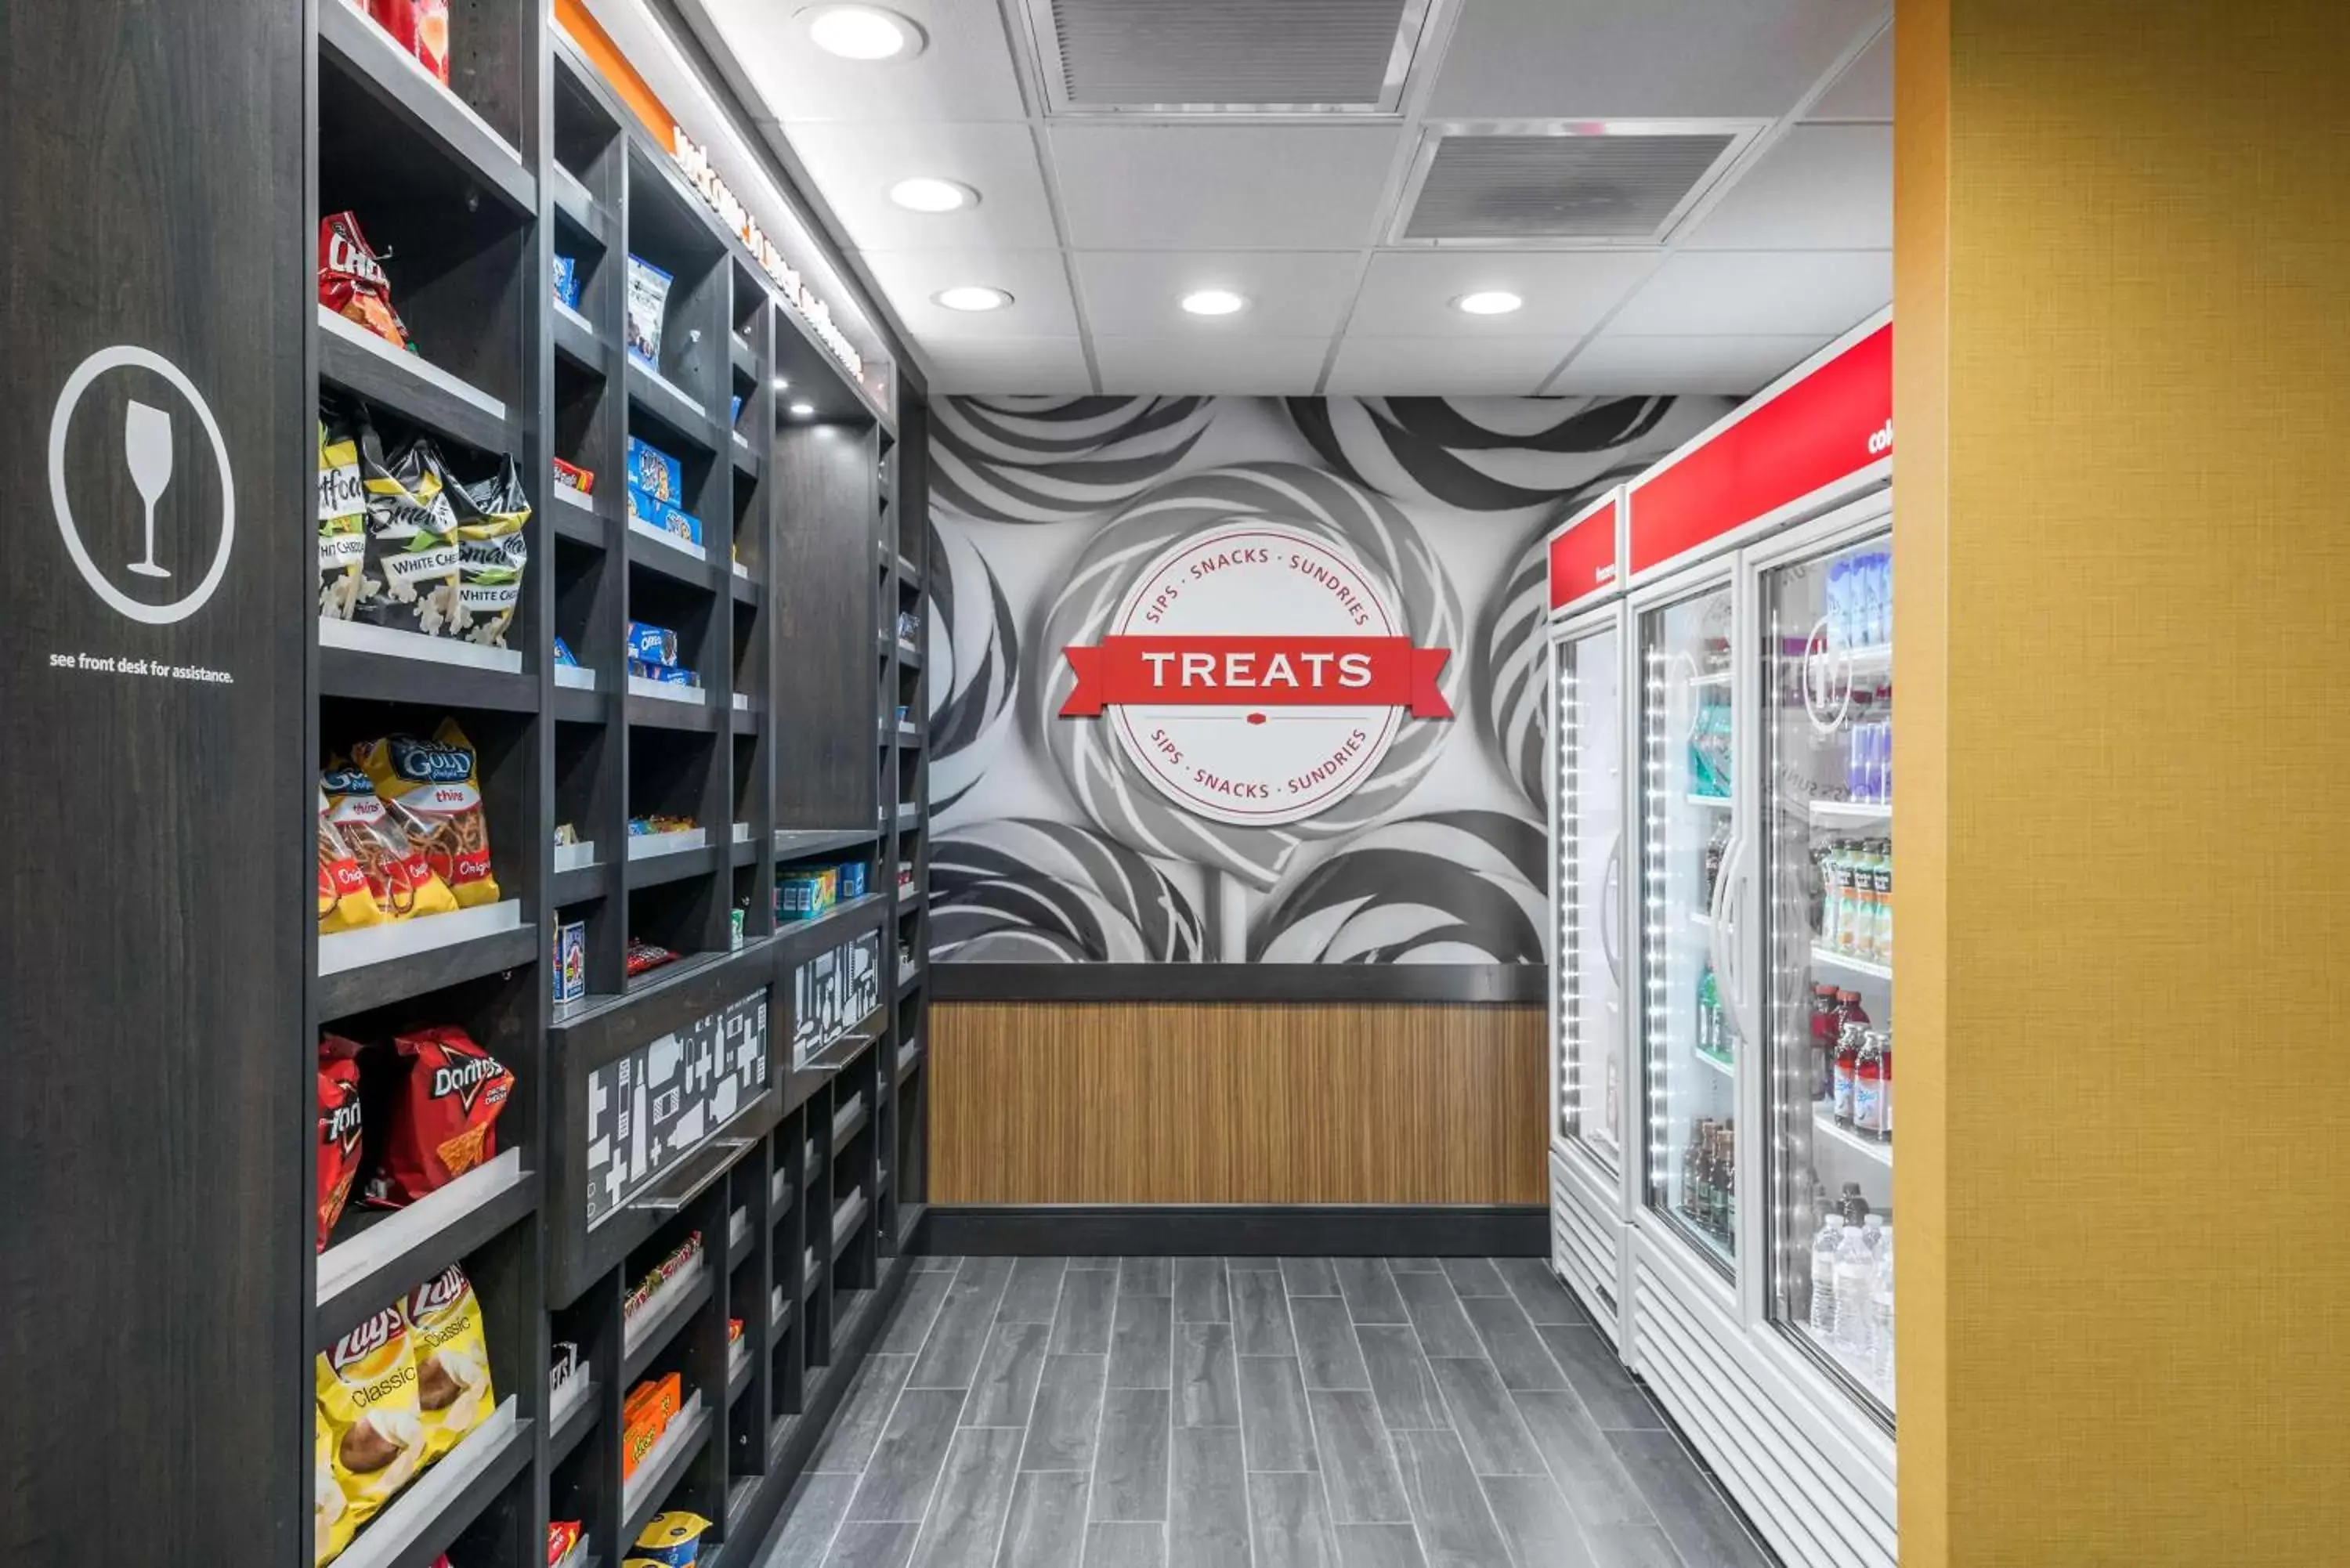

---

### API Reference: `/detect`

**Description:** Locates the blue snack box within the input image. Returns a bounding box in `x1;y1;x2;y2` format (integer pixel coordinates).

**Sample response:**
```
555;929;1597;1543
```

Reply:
730;393;744;426
624;435;682;504
626;483;705;550
627;658;700;686
554;636;579;667
841;862;868;899
553;254;580;311
553;922;586;1003
624;620;677;667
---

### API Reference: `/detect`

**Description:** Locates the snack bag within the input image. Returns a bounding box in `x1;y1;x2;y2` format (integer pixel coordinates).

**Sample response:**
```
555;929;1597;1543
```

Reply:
357;427;462;638
354;721;499;908
316;1038;366;1252
371;1026;512;1205
633;1512;714;1566
553;457;594;497
405;1263;496;1463
318;405;371;620
316;1306;428;1530
448;457;531;649
318;786;387;934
324;764;459;920
547;1521;583;1566
319;212;410;350
314;1416;353;1566
624;255;674;370
410;0;450;81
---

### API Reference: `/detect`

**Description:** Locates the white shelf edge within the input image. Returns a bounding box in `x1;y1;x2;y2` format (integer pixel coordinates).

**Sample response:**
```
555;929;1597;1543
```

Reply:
317;898;526;977
731;694;750;712
729;1205;750;1252
318;615;524;673
551;161;593;208
553;482;597;511
631;359;709;421
553;298;597;337
627;672;708;704
622;1255;707;1359
620;1393;708;1521
732;561;751;580
1808;799;1893;822
770;1167;790;1208
1693;1049;1735;1081
317;305;508;421
1810;945;1893;982
331;1398;522;1568
335;7;528;169
1813;1107;1894;1167
733;431;750;449
1685;792;1734;810
555;664;597;690
628;828;710;859
732;822;752;843
627;515;710;562
316;1147;526;1304
832;1189;866;1246
554;841;598;873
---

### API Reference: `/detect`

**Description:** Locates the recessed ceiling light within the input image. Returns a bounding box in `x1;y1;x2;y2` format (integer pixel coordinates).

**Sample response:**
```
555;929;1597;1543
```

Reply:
1454;290;1524;316
772;376;790;392
934;286;1012;313
889;176;976;213
804;5;924;60
790;402;815;417
1180;289;1248;317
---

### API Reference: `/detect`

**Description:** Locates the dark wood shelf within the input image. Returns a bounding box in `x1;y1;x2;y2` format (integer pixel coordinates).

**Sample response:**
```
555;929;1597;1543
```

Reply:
551;490;616;549
337;1411;535;1568
316;920;540;1021
318;316;515;458
621;1266;711;1385
732;432;760;479
624;843;720;890
730;571;762;609
551;859;612;905
553;682;607;723
552;302;608;373
626;692;724;732
627;526;727;592
773;826;882;859
730;705;761;736
831;1094;870;1150
729;332;756;381
315;1165;540;1346
549;1382;596;1467
624;359;725;456
317;0;534;217
318;638;540;713
550;164;612;248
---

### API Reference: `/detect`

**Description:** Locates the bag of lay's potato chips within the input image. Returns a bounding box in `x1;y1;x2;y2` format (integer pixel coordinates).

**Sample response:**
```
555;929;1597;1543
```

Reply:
405;1263;496;1465
315;1417;353;1566
354;721;500;909
325;761;461;919
316;1306;428;1531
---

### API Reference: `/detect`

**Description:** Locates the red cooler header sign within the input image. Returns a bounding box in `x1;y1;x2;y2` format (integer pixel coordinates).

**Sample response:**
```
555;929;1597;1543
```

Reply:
1546;493;1622;612
1059;525;1452;826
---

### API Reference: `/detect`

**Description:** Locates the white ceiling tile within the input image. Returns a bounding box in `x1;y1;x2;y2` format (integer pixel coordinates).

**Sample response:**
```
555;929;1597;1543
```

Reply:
1325;334;1572;395
857;250;1081;338
1679;125;1890;251
779;122;1059;252
1427;0;1888;120
1602;251;1890;337
1071;251;1362;338
1347;250;1661;337
1549;333;1825;394
700;0;1029;123
1048;125;1403;251
1807;27;1893;121
1092;336;1333;395
921;338;1093;395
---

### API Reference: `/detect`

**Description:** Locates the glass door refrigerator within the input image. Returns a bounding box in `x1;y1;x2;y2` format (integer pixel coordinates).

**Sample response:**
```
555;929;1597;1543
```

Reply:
1544;489;1636;1345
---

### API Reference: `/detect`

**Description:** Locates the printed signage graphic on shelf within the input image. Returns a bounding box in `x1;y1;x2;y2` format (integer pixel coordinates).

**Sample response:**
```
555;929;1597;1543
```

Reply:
45;345;237;632
1059;523;1454;827
584;992;767;1224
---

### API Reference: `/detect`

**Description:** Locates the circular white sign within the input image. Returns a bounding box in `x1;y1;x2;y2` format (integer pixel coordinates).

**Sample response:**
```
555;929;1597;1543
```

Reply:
47;345;237;625
1106;522;1405;827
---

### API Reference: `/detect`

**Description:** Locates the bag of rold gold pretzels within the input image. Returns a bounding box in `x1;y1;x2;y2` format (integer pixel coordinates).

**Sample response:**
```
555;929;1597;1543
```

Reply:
323;764;458;922
354;720;500;909
316;1306;428;1538
403;1263;496;1465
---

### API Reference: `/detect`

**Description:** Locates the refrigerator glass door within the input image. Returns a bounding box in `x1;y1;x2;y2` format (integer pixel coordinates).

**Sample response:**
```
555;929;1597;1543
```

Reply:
1637;582;1740;1277
1760;530;1896;1422
1553;625;1625;1171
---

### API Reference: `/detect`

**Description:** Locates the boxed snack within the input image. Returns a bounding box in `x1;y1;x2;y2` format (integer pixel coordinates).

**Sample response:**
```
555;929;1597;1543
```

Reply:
353;719;500;908
324;764;460;921
554;921;586;1003
553;456;595;497
553;637;580;668
623;1371;680;1431
318;211;410;350
316;1037;365;1251
368;1026;512;1206
553;253;580;311
356;427;462;638
633;1512;714;1566
841;861;868;899
626;484;704;550
626;940;679;978
318;404;370;620
316;1306;429;1532
624;255;674;370
549;1342;580;1400
627;659;700;687
624;435;682;504
624;620;678;667
449;457;532;649
404;1263;496;1462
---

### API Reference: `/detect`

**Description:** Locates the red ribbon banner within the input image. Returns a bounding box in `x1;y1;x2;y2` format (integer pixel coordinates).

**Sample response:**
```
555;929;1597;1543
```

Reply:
1060;636;1453;720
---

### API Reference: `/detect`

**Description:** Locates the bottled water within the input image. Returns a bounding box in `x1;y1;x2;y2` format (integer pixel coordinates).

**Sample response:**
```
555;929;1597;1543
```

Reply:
1833;1220;1875;1357
1869;1227;1896;1393
1810;1216;1844;1336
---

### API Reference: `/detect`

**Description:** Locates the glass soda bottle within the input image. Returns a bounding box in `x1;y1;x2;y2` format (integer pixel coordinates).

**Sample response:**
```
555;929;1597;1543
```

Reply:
1832;1020;1862;1127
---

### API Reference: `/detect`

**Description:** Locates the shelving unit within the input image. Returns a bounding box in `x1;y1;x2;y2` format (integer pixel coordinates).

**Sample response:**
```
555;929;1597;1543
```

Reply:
302;11;927;1568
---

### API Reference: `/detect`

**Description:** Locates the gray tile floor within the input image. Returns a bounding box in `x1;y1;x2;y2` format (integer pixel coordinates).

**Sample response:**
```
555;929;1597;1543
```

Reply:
757;1257;1775;1568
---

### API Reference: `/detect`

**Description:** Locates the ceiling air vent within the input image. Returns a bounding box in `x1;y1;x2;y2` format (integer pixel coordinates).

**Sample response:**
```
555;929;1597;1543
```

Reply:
1028;0;1434;115
1397;127;1752;244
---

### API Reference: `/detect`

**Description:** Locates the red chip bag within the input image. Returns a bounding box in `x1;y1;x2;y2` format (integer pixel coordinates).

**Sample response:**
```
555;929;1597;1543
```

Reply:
317;1037;366;1251
319;211;411;350
371;1027;512;1206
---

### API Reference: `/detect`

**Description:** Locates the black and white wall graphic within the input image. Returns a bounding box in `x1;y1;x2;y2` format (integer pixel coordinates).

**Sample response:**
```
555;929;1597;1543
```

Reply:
925;392;1726;969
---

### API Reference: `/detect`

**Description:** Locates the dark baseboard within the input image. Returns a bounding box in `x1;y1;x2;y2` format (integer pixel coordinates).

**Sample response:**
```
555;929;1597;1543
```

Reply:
924;1205;1548;1257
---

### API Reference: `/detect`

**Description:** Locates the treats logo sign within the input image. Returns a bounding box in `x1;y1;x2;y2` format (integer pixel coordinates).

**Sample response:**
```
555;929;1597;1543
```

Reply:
1058;522;1452;827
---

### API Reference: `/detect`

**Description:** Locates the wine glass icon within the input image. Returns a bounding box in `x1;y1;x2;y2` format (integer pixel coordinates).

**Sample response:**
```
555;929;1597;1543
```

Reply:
124;397;173;578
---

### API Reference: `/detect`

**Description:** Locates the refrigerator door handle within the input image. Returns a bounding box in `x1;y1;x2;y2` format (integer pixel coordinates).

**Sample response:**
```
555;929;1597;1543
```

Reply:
1721;833;1763;1052
1599;830;1624;986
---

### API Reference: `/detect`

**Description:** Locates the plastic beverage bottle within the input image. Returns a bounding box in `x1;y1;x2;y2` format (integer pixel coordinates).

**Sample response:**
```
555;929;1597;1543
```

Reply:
1809;985;1841;1101
1810;1215;1844;1335
1840;1180;1870;1227
1872;844;1894;964
1869;1228;1896;1390
1853;1032;1886;1139
1863;842;1891;960
1834;1220;1875;1356
1872;1031;1893;1143
1831;1021;1861;1127
1861;1212;1885;1257
1823;841;1853;952
1835;988;1871;1057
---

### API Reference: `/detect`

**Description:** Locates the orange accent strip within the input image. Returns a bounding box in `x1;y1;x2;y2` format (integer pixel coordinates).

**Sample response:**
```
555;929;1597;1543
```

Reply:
554;0;673;143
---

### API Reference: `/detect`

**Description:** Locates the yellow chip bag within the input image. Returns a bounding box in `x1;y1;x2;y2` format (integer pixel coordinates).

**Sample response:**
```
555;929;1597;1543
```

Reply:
316;1305;428;1529
314;1417;353;1566
405;1263;497;1464
355;720;501;909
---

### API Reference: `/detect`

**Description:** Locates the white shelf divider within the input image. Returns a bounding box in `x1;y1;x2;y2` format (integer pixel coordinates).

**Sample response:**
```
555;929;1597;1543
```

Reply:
317;898;525;977
1811;944;1893;982
628;515;710;562
555;664;597;690
627;828;709;859
319;615;525;673
627;672;708;703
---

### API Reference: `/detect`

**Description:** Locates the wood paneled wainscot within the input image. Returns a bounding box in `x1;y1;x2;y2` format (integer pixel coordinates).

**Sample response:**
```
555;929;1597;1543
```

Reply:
932;1003;1545;1205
